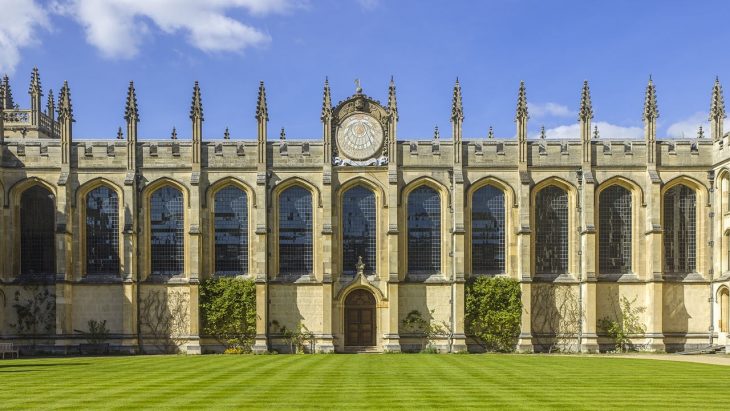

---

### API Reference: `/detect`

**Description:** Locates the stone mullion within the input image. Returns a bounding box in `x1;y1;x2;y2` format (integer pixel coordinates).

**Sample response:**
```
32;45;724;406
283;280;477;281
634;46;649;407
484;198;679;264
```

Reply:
645;180;665;351
252;171;269;354
186;182;202;354
516;178;533;352
579;176;598;352
318;168;335;352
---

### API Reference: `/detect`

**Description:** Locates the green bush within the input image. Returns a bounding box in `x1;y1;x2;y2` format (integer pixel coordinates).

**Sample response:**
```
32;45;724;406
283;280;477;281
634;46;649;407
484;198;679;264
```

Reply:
465;276;522;352
200;277;257;353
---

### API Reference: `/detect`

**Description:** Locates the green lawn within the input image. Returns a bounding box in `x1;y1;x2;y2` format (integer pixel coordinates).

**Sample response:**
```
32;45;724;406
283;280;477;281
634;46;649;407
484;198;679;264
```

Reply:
1;354;729;410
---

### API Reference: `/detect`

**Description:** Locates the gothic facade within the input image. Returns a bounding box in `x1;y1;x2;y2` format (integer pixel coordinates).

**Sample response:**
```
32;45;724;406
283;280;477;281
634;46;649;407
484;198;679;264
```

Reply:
0;69;729;353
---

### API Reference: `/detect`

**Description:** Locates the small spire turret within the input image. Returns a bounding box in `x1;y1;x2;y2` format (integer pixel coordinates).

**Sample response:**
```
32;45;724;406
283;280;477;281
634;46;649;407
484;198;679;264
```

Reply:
280;127;286;141
388;76;398;119
190;81;203;122
593;125;599;139
643;76;659;121
578;80;593;121
224;127;230;140
171;127;178;140
710;76;726;142
321;77;332;121
1;74;14;110
125;81;139;123
515;80;528;121
58;80;73;122
29;67;41;96
451;77;463;121
255;81;268;121
433;125;440;140
488;126;494;139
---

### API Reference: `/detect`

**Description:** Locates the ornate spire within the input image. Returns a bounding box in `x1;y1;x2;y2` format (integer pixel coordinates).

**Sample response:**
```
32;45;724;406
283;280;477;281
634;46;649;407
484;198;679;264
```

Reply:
433;125;440;140
593;125;599;139
643;76;659;121
58;80;73;122
488;126;494;139
280;127;286;141
29;67;41;96
46;89;54;116
256;81;268;121
388;76;398;118
710;76;726;121
117;127;123;140
125;81;139;122
539;125;546;139
697;125;705;139
451;77;463;121
321;77;332;120
1;74;14;109
224;127;230;140
171;127;177;140
190;81;203;121
515;80;528;121
578;80;593;121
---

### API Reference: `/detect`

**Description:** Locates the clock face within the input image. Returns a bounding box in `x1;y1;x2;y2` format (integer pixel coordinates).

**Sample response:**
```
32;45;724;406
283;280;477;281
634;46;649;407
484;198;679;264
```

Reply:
336;114;384;161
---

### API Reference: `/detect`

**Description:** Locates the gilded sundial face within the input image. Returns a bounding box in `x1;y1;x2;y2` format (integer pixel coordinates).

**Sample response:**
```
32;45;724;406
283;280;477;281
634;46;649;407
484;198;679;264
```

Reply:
336;114;384;161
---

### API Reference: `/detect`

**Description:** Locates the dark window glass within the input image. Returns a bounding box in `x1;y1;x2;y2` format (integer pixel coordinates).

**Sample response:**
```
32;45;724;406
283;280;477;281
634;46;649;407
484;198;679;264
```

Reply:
408;186;441;274
663;185;696;273
342;186;376;274
471;185;505;274
535;186;568;274
86;186;119;275
279;186;313;275
150;186;184;276
599;185;632;274
214;186;248;276
20;185;55;277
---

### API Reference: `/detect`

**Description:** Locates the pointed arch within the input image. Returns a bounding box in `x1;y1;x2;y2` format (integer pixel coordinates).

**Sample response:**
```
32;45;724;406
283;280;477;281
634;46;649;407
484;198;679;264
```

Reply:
206;177;255;278
466;177;515;276
272;178;319;279
338;178;381;277
719;285;730;333
11;179;57;278
142;177;189;279
661;176;708;277
595;176;642;277
271;176;322;208
531;177;578;277
401;177;449;278
77;178;123;277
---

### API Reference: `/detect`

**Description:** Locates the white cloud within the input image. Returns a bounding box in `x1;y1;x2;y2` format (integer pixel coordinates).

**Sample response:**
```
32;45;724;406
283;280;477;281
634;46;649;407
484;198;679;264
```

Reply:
57;0;301;59
530;121;644;140
0;0;49;74
666;111;708;139
529;102;574;118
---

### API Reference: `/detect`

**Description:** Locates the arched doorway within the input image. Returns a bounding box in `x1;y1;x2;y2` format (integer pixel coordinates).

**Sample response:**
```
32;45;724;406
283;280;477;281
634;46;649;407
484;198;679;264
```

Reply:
345;289;376;346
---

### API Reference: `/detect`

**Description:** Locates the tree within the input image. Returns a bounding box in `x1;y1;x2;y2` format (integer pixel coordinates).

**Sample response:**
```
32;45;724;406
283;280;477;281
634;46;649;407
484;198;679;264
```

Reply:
598;294;646;352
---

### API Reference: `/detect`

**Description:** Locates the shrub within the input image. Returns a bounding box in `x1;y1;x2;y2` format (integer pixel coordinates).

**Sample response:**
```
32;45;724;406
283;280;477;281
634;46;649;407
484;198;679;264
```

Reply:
400;309;451;353
598;295;646;353
200;277;257;353
86;319;110;344
465;276;522;352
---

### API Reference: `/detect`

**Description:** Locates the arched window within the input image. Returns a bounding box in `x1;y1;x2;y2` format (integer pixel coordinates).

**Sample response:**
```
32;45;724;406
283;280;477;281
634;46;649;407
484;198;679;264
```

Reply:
342;186;376;275
150;186;184;276
471;185;505;274
599;185;632;274
279;186;313;275
535;186;568;274
20;185;55;276
663;184;696;274
408;186;441;274
720;288;729;333
214;186;248;276
86;186;119;275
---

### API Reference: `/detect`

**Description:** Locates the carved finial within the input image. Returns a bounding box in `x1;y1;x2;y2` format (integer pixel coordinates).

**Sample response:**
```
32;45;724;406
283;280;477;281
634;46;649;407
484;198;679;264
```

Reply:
515;80;528;121
255;81;268;121
58;80;73;122
388;75;398;119
433;125;440;140
125;81;139;122
643;76;659;121
578;80;593;121
451;77;463;121
710;76;726;121
190;81;203;121
46;89;54;116
540;125;546;139
488;126;494;139
354;78;362;94
224;127;230;140
29;67;41;96
593;125;600;139
321;77;332;120
697;125;705;139
1;74;14;110
280;127;286;141
117;126;123;140
171;127;177;140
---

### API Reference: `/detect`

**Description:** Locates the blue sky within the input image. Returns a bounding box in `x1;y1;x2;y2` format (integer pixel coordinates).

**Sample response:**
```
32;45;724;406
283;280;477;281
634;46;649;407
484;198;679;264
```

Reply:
1;0;728;140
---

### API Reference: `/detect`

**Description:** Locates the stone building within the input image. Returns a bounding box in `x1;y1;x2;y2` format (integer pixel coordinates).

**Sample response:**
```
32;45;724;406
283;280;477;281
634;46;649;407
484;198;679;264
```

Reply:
0;68;729;353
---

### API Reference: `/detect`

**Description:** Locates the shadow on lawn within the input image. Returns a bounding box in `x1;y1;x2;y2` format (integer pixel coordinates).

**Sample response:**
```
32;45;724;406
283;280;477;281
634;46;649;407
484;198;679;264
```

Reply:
0;362;89;372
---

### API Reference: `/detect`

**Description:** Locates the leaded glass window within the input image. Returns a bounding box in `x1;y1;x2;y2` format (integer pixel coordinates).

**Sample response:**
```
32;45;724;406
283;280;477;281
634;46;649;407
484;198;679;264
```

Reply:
535;186;568;274
663;185;696;274
86;186;119;275
599;185;632;274
20;185;55;277
279;186;313;275
342;186;376;275
150;186;184;276
408;186;441;274
471;185;505;274
214;186;248;276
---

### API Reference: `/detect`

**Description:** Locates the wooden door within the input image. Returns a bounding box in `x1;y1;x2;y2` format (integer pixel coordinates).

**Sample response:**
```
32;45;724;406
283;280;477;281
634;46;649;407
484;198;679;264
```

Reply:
345;289;376;346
